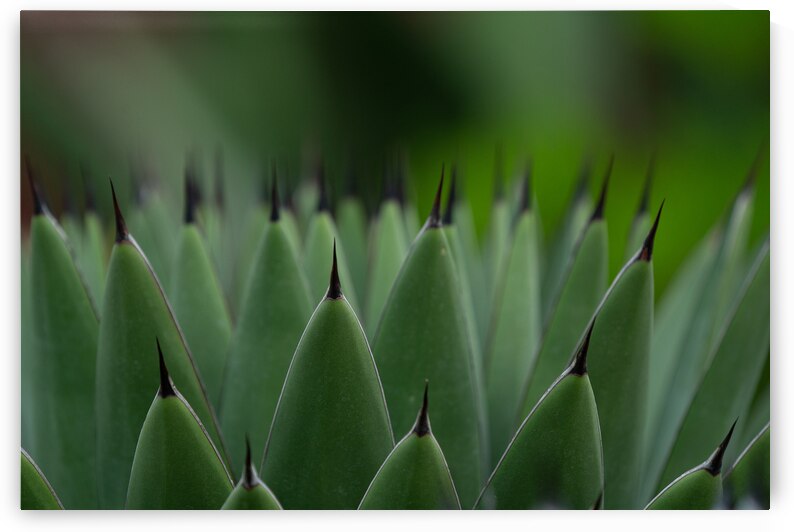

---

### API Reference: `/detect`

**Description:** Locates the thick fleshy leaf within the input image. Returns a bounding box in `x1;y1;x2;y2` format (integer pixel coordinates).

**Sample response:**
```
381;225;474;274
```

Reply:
644;186;757;500
170;224;232;408
542;166;593;318
221;219;313;473
126;354;232;509
517;217;608;419
655;243;769;493
728;354;769;468
21;247;32;449
221;440;282;510
477;335;603;510
481;199;510;343
725;424;770;509
645;230;720;457
261;256;394;509
28;211;99;509
485;205;542;464
80;210;108;307
365;199;409;337
586;229;656;509
96;194;227;508
303;211;360;312
645;424;735;510
373;195;485;507
337;196;369;301
234;205;268;314
21;450;63;510
129;193;177;292
359;386;461;510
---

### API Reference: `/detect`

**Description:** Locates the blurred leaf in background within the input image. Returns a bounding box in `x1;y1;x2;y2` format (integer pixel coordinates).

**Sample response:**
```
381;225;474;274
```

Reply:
20;11;769;296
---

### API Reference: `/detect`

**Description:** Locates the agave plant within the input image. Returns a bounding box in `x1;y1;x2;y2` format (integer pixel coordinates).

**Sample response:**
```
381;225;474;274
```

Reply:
20;154;769;510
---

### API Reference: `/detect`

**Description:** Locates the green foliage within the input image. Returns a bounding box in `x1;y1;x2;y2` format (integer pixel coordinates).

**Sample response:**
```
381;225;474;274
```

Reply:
28;212;99;509
261;263;394;509
126;351;232;509
20;159;769;511
21;450;63;510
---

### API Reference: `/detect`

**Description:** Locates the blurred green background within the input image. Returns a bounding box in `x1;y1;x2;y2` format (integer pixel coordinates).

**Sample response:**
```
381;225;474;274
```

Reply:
20;11;769;295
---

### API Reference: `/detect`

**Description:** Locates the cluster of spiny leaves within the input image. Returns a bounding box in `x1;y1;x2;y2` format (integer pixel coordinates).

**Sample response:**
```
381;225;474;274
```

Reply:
21;155;769;510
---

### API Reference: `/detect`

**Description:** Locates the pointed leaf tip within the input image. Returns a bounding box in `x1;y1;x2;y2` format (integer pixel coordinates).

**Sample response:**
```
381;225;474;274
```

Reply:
326;239;343;299
270;170;280;222
591;155;613;221
243;434;257;489
24;157;45;216
412;381;431;437
156;339;176;398
520;164;532;212
705;419;738;476
638;200;665;262
569;320;595;376
110;179;129;242
184;174;198;224
427;165;444;228
442;166;457;225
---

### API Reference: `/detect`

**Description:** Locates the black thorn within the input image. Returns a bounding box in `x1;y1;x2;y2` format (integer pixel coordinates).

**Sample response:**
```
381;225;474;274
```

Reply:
590;155;613;221
704;419;738;476
412;381;431;437
442;165;457;225
317;165;330;212
110;179;129;242
25;157;45;216
638;200;665;262
214;148;224;210
157;338;176;398
569;320;595;376
426;165;444;228
270;169;280;222
520;163;532;212
243;434;257;489
637;153;655;216
591;491;603;510
184;175;197;224
326;240;343;299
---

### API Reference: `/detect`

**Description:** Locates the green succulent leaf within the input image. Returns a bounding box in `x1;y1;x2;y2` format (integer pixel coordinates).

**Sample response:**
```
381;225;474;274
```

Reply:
541;163;593;317
129;193;177;293
359;384;461;510
365;199;409;338
28;208;99;509
171;224;232;409
655;242;769;493
646;423;735;510
221;217;313;474
126;348;232;509
645;230;720;459
517;214;608;420
481;198;510;342
477;331;603;510
584;204;660;509
96;188;228;508
234;204;268;314
80;210;108;307
373;176;486;507
303;211;361;313
485;194;542;465
725;424;770;509
221;439;282;510
261;248;394;509
337;196;369;301
644;185;758;500
21;450;63;510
